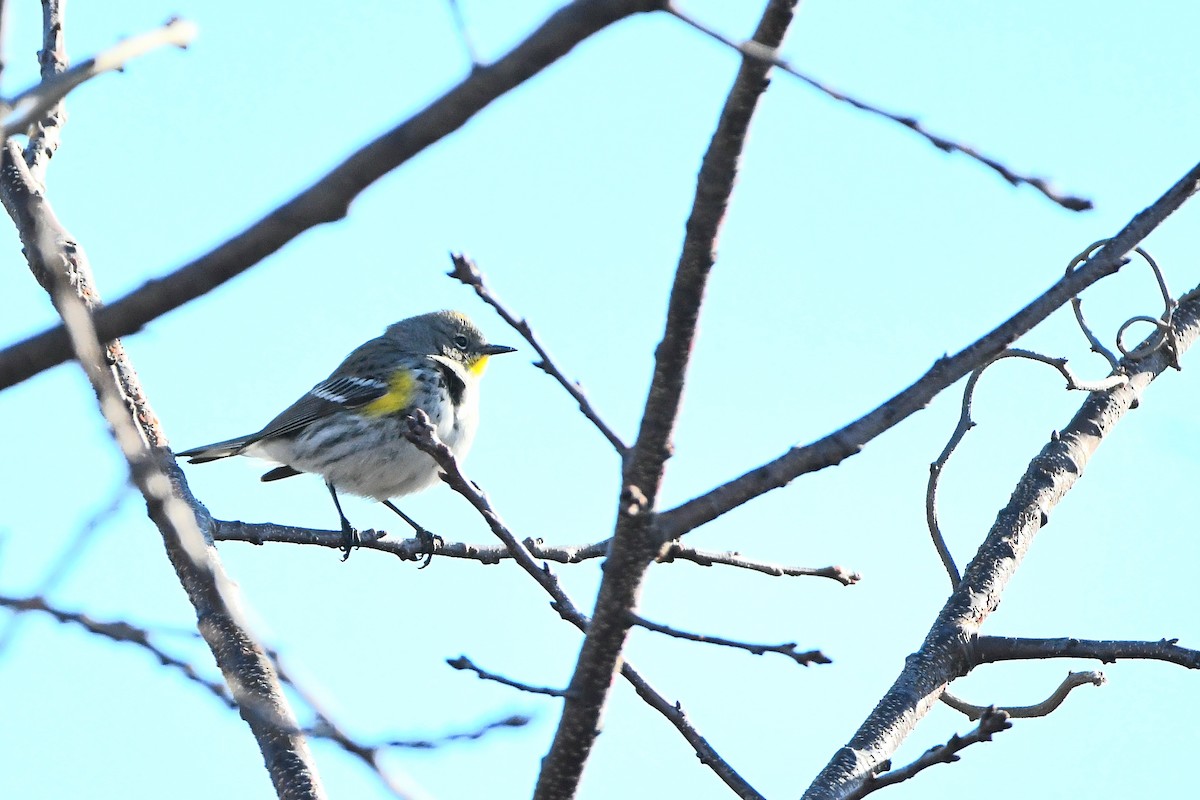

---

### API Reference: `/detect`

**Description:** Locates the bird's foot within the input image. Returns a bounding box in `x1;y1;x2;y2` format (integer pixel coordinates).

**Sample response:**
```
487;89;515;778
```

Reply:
339;523;362;562
414;527;444;569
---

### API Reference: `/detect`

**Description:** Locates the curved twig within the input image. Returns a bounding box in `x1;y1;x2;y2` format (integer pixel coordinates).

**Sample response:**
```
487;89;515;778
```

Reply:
926;349;1127;586
940;671;1105;720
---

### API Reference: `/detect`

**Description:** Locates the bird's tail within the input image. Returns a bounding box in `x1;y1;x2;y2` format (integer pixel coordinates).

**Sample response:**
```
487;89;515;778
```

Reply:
176;436;256;464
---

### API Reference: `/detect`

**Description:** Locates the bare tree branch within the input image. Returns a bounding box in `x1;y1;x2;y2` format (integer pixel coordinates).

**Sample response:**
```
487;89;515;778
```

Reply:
445;0;482;68
941;671;1106;720
629;613;831;666
449;252;630;456
926;348;1128;586
666;4;1092;211
24;0;67;182
2;17;195;139
214;519;850;583
400;411;765;799
802;281;1200;799
0;133;325;797
537;4;798;796
0;0;666;393
974;636;1200;670
0;481;131;656
0;594;235;707
658;160;1200;543
844;709;1012;799
447;655;569;697
657;541;861;584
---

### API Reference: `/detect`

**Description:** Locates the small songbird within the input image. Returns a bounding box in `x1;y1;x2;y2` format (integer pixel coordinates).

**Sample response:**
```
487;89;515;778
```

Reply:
177;310;516;560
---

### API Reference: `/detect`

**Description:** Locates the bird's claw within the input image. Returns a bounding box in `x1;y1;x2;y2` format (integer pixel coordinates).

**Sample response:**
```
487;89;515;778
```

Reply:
415;528;444;569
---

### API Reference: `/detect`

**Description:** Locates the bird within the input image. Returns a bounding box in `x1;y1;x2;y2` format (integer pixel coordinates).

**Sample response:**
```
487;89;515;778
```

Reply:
177;310;516;561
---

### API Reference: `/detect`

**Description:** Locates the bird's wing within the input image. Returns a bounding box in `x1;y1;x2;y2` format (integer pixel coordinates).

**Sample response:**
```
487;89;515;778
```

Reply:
251;375;391;441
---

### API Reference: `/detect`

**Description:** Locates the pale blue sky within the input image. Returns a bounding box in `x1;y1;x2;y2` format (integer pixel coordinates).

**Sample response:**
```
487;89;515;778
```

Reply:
2;2;1199;798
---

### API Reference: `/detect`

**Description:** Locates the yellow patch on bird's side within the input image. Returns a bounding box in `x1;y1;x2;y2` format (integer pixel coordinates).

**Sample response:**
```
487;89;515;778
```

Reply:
362;369;416;417
468;355;490;376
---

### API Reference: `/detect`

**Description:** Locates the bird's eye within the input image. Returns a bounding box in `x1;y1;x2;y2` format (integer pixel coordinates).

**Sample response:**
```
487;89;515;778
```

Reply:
453;334;470;349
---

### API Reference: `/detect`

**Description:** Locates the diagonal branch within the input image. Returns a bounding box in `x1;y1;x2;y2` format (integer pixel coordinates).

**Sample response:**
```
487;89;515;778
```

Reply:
0;139;325;797
536;2;799;797
400;412;764;798
0;0;665;393
802;281;1200;799
658;159;1200;542
449;252;630;456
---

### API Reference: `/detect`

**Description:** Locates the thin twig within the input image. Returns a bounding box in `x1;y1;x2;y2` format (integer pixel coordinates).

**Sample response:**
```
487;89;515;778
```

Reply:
2;17;195;138
445;0;481;68
941;671;1105;720
448;253;629;457
845;709;1012;799
1115;248;1178;363
926;348;1127;586
659;160;1200;543
629;613;830;666
0;594;234;707
0;481;131;656
658;541;861;585
1066;240;1123;370
447;656;569;697
372;714;531;749
666;4;1091;211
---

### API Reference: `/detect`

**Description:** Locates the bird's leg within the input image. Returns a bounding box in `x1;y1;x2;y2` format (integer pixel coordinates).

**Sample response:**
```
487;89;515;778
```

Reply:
382;499;442;568
326;482;361;561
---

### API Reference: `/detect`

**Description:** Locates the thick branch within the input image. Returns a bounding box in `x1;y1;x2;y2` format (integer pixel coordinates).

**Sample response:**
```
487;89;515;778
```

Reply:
0;0;664;392
659;160;1200;542
536;3;798;797
802;282;1200;799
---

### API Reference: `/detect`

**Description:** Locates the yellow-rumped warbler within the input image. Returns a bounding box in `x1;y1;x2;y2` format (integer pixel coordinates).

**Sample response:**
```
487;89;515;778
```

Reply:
177;310;515;560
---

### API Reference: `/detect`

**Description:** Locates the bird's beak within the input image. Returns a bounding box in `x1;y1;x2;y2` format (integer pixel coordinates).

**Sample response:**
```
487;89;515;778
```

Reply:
480;344;517;356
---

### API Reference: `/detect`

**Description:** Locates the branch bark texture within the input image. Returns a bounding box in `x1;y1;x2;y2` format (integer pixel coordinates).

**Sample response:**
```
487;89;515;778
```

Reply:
534;2;799;797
